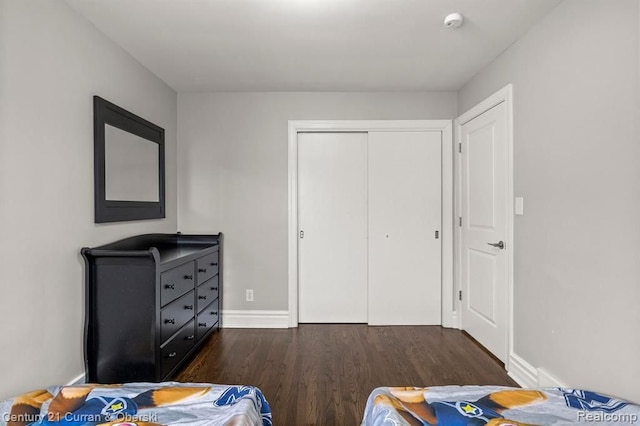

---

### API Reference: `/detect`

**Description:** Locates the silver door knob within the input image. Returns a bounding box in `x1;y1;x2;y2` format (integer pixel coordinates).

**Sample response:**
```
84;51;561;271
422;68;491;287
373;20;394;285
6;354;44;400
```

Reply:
487;241;505;249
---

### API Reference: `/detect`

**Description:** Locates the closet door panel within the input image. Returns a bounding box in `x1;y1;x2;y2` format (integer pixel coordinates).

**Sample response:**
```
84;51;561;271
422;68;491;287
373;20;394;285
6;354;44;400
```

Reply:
298;132;368;323
368;131;442;325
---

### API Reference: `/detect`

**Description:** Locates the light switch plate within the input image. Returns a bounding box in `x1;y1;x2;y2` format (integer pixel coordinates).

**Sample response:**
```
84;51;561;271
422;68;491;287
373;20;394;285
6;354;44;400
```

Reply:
515;197;524;215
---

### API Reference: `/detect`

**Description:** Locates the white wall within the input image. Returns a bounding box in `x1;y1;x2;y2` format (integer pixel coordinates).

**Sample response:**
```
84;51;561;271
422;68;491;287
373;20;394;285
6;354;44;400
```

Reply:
458;0;640;403
0;0;177;400
177;92;456;311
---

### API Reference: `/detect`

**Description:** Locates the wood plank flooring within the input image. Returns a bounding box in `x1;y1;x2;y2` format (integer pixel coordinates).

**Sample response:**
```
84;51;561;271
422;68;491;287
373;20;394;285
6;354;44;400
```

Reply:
175;325;517;425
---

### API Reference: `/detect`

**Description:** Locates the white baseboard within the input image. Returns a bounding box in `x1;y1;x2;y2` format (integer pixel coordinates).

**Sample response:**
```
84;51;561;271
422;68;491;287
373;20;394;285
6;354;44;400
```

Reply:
507;352;538;388
442;310;458;329
222;310;289;328
67;373;86;385
508;353;568;388
537;368;566;387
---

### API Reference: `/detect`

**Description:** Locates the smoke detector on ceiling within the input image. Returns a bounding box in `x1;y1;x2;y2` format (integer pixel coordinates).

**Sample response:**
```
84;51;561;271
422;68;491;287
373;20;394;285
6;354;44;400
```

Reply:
444;13;464;29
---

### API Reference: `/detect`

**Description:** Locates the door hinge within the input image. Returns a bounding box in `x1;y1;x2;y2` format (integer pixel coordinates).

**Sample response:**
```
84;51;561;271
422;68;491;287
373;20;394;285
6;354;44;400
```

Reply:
459;290;462;301
458;142;462;153
459;217;462;227
435;230;439;239
299;230;304;239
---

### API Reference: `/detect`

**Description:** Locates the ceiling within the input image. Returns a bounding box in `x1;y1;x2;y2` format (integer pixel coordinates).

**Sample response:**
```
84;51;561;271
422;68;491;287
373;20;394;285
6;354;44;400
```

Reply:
65;0;562;92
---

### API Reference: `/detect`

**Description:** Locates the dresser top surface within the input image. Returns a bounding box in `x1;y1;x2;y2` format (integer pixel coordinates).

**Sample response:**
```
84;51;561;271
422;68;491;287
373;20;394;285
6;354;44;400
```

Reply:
153;243;217;264
82;233;220;265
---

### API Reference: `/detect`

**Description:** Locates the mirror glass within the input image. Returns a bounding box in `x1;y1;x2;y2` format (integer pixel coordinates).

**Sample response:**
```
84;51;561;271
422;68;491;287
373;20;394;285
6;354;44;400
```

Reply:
104;124;159;202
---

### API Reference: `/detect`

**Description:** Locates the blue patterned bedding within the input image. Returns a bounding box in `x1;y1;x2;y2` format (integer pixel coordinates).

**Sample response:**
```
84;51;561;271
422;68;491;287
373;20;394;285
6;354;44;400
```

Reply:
362;386;640;425
0;382;271;426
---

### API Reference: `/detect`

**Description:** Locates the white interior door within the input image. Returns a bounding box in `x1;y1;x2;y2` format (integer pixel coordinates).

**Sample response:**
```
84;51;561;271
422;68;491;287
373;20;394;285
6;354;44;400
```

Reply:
460;102;509;361
368;131;442;325
298;132;368;322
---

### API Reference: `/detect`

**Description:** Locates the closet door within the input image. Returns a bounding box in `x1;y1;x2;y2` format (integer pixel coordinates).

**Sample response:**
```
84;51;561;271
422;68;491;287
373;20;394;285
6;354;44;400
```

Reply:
298;132;368;322
368;131;442;325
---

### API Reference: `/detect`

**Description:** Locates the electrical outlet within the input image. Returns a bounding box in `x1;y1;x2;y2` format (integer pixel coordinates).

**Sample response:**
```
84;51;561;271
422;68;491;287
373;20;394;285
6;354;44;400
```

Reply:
246;289;254;302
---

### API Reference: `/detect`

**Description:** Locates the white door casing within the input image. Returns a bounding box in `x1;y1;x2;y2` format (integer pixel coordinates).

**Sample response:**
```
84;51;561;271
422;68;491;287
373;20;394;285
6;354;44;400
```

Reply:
288;120;454;328
457;85;513;364
368;131;442;325
297;132;368;322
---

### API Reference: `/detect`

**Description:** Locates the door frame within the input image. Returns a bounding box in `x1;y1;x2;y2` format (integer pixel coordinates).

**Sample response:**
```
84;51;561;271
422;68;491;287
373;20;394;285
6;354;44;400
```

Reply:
288;120;454;327
454;84;514;368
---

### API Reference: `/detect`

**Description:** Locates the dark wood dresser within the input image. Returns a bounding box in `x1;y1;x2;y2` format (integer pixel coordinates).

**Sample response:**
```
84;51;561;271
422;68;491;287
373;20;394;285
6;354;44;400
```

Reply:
81;233;222;383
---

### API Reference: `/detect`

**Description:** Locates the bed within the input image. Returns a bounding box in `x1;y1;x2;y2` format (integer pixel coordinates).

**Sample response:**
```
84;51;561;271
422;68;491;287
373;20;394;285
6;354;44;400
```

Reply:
362;385;640;425
0;382;271;426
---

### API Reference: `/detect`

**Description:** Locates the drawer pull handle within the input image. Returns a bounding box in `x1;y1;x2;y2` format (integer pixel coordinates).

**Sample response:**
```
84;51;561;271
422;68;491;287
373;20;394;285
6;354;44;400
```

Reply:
198;322;207;327
211;312;218;315
198;268;207;273
211;287;218;291
164;318;175;324
199;295;207;300
167;352;177;358
210;262;218;266
165;284;175;290
185;305;194;310
184;274;194;280
186;335;195;341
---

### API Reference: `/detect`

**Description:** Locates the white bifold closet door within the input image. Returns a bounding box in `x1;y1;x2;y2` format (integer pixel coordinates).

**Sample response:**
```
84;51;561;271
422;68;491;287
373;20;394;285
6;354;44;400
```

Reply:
298;131;442;325
298;132;368;323
368;131;442;325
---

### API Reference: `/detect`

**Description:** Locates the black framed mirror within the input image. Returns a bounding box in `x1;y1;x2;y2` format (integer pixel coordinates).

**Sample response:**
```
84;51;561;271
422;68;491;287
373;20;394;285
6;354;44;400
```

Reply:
93;96;165;223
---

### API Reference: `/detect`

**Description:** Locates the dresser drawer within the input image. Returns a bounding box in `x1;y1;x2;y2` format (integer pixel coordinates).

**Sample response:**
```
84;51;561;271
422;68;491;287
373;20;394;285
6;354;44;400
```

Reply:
196;300;219;340
196;251;219;283
196;276;219;313
160;262;195;307
160;319;195;379
161;291;195;342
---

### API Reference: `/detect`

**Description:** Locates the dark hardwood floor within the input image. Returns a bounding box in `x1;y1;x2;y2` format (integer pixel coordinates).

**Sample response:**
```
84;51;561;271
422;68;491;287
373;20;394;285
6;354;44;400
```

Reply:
175;324;517;425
